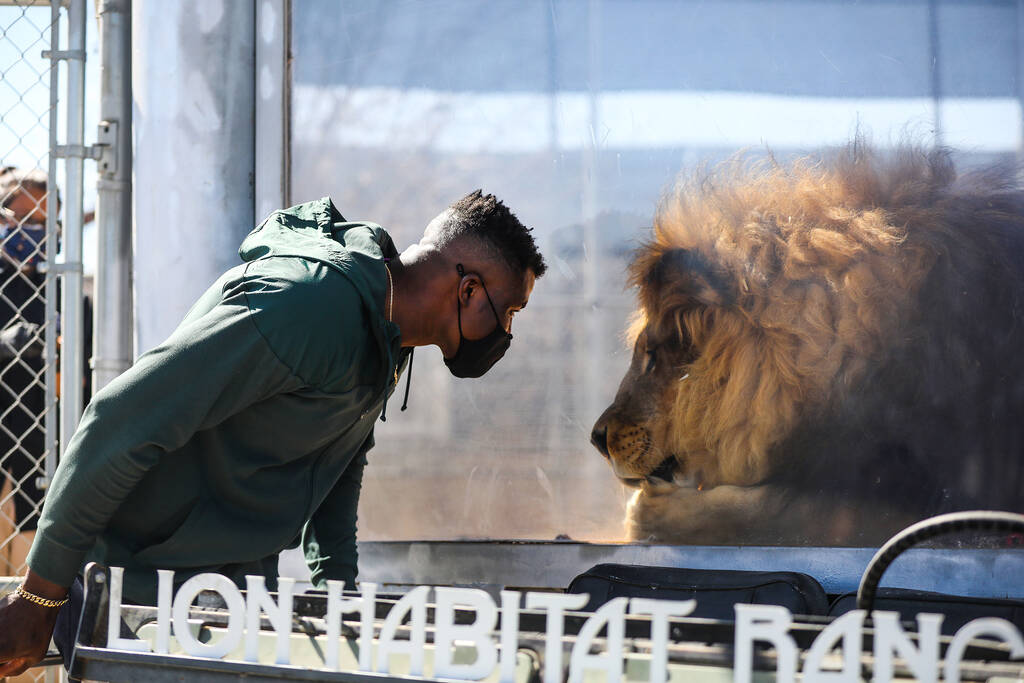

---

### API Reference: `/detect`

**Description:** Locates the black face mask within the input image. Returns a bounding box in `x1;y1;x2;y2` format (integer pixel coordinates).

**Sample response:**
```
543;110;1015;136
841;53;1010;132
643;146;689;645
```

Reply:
444;263;512;378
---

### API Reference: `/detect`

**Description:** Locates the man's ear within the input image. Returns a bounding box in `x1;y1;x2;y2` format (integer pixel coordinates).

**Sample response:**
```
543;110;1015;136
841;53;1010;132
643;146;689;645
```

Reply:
457;271;482;305
647;248;735;307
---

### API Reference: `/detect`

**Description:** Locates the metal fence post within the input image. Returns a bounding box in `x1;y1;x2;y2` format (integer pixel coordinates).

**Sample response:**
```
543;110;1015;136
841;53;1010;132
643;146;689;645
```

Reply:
58;0;86;456
41;0;60;501
93;0;132;391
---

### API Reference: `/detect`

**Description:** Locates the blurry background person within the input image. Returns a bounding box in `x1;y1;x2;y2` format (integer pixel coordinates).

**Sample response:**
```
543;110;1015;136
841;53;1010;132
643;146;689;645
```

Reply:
0;167;49;575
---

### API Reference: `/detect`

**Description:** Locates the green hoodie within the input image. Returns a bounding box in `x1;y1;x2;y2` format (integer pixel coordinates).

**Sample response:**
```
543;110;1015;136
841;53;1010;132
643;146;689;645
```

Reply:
28;197;407;604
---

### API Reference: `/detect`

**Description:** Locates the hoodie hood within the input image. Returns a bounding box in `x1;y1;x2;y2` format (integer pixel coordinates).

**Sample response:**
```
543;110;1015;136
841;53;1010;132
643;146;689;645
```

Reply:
239;196;398;315
239;197;402;384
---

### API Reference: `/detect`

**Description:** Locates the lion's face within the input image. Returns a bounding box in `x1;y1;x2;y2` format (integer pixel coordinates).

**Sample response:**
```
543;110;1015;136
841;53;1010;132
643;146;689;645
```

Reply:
590;150;940;526
591;241;783;496
592;321;704;488
591;146;1024;544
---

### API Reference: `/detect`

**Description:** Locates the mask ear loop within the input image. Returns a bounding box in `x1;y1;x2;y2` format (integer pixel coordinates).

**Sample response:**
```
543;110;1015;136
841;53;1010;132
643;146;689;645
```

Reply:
455;263;466;340
479;280;506;332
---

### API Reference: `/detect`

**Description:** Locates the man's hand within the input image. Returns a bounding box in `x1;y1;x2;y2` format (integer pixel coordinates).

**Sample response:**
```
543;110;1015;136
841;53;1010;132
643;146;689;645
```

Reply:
0;572;66;677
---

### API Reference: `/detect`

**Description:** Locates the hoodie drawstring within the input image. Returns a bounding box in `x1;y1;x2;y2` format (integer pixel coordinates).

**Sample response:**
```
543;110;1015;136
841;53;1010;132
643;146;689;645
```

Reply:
401;348;413;411
380;348;413;422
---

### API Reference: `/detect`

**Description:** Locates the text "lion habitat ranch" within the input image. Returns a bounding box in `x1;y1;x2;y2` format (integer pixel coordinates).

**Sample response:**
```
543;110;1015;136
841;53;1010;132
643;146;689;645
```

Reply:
103;567;1024;683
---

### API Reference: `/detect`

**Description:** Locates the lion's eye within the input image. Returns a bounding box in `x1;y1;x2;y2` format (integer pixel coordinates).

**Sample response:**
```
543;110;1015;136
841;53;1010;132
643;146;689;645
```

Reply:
642;349;657;374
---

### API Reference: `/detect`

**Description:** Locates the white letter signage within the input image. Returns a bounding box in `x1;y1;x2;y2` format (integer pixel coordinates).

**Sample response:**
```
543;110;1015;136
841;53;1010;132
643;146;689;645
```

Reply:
376;584;429;675
569;597;628;683
103;568;1024;683
433;587;499;681
943;617;1024;683
499;590;521;683
107;567;151;653
802;610;865;683
872;611;942;683
734;604;798;683
171;573;246;659
525;591;589;683
629;597;696;683
244;576;294;664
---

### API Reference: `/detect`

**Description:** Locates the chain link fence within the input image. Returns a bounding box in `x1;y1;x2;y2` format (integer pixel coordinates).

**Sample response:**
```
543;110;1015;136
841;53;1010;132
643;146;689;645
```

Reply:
0;0;58;593
1;4;75;680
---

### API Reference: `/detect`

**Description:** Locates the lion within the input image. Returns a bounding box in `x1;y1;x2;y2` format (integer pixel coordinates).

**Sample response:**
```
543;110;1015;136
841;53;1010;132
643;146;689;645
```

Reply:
591;143;1024;545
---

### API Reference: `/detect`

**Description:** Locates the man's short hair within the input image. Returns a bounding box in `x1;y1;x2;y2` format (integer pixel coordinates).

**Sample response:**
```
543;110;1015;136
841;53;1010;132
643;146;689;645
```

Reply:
440;190;547;278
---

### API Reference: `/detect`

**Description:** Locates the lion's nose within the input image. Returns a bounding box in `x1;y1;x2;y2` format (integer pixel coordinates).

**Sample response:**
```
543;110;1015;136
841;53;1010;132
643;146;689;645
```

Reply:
591;424;610;459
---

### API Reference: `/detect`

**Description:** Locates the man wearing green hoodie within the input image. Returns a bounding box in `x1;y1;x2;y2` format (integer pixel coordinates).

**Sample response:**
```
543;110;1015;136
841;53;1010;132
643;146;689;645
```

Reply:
0;190;546;677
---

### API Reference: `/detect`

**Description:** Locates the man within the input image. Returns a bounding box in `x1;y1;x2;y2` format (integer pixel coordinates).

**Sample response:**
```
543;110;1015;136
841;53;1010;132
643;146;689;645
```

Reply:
0;167;51;577
0;190;546;676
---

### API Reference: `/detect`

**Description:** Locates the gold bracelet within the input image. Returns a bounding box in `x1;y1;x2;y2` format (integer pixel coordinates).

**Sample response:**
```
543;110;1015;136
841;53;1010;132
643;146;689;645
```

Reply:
15;583;69;608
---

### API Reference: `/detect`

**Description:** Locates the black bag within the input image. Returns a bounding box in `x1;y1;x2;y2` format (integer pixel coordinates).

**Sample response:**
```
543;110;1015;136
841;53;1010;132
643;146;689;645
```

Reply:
828;588;1024;635
567;563;829;619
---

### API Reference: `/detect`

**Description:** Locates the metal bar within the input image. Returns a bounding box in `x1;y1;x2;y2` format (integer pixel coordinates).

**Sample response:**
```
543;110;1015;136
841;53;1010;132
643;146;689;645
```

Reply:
42;0;60;491
282;0;291;206
38;262;83;274
582;0;603;445
45;10;65;683
59;0;86;456
93;0;133;391
1019;1;1024;159
72;646;457;683
40;48;86;61
254;0;288;221
111;598;1019;666
53;144;101;159
353;541;1024;600
928;0;944;146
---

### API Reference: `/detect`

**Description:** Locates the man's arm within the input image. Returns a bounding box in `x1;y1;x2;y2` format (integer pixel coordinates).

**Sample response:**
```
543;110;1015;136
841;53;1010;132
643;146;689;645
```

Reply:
0;285;302;675
302;443;371;588
29;296;302;587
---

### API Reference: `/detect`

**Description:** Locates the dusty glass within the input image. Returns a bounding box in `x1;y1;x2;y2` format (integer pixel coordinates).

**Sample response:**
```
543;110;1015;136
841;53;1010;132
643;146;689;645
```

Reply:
290;0;1023;546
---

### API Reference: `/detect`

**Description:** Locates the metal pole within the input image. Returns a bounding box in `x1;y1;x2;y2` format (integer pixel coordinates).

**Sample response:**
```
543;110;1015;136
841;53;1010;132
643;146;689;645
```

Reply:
582;0;603;430
546;1;559;152
93;0;133;391
580;0;607;523
255;0;289;221
41;0;60;492
928;0;943;147
59;0;86;456
1018;0;1024;159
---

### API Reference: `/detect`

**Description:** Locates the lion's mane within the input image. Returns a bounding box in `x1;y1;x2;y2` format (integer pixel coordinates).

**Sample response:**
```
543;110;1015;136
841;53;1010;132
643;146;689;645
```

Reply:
629;143;1024;515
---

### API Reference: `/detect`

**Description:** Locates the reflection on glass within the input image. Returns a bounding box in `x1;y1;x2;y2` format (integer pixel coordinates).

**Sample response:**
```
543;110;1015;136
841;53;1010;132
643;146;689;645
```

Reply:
290;0;1022;545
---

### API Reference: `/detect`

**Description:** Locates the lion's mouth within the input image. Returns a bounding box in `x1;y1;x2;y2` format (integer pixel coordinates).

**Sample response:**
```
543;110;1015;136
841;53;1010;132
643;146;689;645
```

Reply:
649;457;677;483
619;456;691;489
618;456;711;492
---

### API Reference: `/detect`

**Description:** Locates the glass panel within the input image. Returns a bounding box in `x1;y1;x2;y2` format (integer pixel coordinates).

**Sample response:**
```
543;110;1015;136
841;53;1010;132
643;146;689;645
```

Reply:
290;0;1023;545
